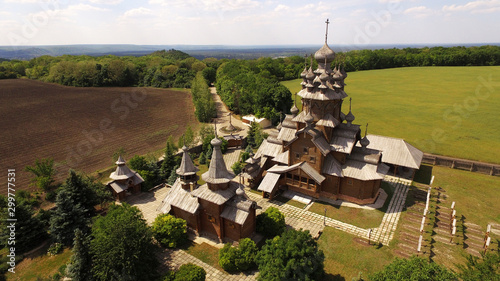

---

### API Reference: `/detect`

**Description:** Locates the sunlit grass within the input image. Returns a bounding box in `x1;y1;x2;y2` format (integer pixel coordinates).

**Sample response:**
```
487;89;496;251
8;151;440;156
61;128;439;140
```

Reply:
282;66;500;163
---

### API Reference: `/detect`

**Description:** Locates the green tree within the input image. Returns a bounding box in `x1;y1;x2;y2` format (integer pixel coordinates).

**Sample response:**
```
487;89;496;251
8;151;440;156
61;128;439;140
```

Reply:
24;158;56;192
256;207;286;238
152;214;188;248
128;155;148;171
246;122;265;149
161;136;177;179
220;238;258;272
50;170;98;245
167;165;179;185
369;256;457;281
457;251;500;281
174;263;206;281
199;151;206;165
0;199;47;253
256;229;325;281
90;204;159;281
67;229;92;281
231;161;242;175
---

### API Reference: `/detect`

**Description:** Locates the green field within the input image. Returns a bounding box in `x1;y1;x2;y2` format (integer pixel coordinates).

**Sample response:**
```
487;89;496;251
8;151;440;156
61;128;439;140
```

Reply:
282;66;500;164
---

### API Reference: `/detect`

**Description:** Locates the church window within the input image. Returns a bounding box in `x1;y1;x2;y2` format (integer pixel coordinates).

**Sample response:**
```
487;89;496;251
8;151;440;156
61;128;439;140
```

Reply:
347;179;353;185
208;215;216;223
303;147;308;154
228;222;235;229
309;156;316;164
295;152;300;159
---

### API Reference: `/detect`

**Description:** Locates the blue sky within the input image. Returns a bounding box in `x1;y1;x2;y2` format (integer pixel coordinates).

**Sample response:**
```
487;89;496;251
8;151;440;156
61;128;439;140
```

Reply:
1;0;499;46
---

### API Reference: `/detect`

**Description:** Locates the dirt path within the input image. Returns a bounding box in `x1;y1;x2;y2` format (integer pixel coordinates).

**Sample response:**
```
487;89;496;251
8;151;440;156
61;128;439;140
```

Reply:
210;87;248;137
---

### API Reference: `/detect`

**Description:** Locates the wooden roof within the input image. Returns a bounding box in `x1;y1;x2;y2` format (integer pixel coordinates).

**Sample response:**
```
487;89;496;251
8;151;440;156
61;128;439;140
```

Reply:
220;206;249;225
277;127;297;142
268;162;325;184
159;178;200;214
273;151;289;165
257;172;281;193
322;154;342;177
360;135;423;169
297;87;347;101
254;139;283;159
342;160;389;181
191;181;240;205
177;146;199;176
202;139;234;184
316;113;340;128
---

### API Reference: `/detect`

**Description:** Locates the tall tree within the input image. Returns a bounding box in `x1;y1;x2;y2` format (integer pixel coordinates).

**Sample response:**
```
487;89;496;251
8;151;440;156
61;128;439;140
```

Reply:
49;170;98;245
24;158;56;192
256;229;325;281
67;229;93;281
90;204;159;281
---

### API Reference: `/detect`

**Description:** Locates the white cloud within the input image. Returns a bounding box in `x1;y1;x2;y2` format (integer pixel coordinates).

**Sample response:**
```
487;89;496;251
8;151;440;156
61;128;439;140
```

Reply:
66;4;108;12
443;0;500;14
87;0;123;4
123;7;154;17
404;6;436;18
149;0;260;11
4;0;45;3
274;4;290;12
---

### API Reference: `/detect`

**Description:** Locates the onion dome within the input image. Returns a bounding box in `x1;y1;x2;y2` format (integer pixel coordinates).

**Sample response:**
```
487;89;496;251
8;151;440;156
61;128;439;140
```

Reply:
304;111;314;124
345;111;355;123
300;67;308;78
290;104;299;115
306;66;315;80
340;112;346;121
236;186;245;196
360;136;370;148
314;43;336;63
115;155;126;165
319;71;329;82
211;137;222;146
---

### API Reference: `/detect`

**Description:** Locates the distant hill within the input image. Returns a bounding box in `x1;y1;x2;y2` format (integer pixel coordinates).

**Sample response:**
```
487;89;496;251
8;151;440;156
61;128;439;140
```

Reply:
1;43;499;61
0;58;9;62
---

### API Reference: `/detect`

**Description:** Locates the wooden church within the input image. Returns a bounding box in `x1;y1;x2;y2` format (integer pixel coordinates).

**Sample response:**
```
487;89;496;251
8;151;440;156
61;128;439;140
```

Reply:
159;131;257;242
244;20;423;205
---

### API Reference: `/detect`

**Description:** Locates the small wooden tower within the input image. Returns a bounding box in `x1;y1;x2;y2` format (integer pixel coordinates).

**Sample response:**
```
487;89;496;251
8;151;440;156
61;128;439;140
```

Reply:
108;156;144;201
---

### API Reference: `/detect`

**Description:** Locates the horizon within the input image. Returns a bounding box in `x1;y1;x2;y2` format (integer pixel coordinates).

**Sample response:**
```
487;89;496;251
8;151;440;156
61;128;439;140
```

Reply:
1;0;499;47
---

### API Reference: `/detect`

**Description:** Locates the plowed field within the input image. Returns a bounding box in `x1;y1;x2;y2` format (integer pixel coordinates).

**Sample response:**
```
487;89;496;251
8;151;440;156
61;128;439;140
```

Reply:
0;79;198;194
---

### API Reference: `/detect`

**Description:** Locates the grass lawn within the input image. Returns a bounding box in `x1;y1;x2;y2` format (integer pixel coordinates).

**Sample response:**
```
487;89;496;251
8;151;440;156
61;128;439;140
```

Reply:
431;165;500;227
318;227;395;281
309;182;394;229
281;66;500;163
182;242;223;271
7;248;72;281
273;195;307;209
194;159;209;185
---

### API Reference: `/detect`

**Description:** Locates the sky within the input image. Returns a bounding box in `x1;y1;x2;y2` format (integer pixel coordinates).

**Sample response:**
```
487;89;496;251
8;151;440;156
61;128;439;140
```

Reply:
0;0;499;46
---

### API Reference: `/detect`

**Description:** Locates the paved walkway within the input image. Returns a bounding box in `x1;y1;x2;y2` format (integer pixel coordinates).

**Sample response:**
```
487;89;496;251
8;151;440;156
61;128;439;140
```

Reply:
371;176;412;245
157;248;258;281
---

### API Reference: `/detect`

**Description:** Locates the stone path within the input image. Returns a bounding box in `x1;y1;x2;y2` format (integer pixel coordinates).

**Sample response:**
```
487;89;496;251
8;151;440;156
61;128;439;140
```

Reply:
157;248;258;281
371;176;412;245
211;87;248;138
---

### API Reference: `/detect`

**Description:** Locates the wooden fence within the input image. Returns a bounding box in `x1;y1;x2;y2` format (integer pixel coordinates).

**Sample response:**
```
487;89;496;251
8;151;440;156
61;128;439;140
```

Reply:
422;153;499;177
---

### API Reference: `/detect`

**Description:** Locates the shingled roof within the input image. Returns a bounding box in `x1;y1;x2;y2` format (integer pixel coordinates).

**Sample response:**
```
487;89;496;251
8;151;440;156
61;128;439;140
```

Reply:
360;135;423;169
201;137;234;184
159;178;200;214
177;145;199;176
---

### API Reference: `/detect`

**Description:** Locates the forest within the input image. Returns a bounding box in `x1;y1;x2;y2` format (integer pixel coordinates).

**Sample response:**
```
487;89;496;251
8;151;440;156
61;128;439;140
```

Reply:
1;45;499;122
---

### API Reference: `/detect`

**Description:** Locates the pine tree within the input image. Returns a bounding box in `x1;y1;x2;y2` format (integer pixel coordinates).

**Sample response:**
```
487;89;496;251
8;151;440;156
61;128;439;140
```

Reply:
49;170;97;246
199;152;206;165
67;229;92;281
167;165;179;185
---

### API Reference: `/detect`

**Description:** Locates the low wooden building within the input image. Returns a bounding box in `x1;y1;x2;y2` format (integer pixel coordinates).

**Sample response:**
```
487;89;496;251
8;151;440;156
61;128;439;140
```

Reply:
159;136;256;242
107;156;144;201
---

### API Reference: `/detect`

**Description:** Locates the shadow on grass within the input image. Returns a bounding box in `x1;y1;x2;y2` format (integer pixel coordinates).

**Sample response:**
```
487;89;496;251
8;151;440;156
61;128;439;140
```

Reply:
324;273;346;281
414;164;433;185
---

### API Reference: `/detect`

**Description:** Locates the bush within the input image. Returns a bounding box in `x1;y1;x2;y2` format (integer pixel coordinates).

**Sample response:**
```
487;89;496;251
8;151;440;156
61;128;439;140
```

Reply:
231;161;242;175
370;256;456;281
45;190;57;201
174;263;206;281
218;238;257;272
256;207;286;238
47;243;63;256
152;214;188;248
256;229;325;281
198;152;206;165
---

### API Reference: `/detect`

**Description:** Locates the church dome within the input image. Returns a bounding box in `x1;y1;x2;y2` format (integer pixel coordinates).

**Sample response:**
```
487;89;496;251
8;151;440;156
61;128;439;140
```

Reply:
236;187;245;196
319;71;329;82
306;67;315;80
314;43;336;63
290;104;299;115
211;137;222;146
345;111;355;123
304;111;314;123
360;136;370;148
300;67;308;78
